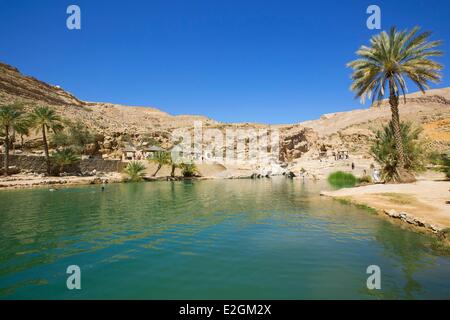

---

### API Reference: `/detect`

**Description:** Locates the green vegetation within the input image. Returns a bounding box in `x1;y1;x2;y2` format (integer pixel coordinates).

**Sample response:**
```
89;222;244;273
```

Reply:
348;26;443;182
123;161;146;182
180;163;198;177
0;103;25;176
428;152;450;179
51;148;80;174
52;121;96;154
327;171;357;188
377;193;417;205
371;121;426;182
13;117;31;149
0;103;106;177
148;151;170;176
167;154;180;178
140;134;161;147
29;106;63;174
444;157;450;179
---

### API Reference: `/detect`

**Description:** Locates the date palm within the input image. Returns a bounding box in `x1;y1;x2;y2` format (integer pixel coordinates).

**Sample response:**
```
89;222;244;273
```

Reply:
123;161;147;182
371;121;425;182
148;151;170;176
167;152;181;177
29;106;63;174
0;104;24;176
52;147;80;175
348;26;443;182
13;118;31;150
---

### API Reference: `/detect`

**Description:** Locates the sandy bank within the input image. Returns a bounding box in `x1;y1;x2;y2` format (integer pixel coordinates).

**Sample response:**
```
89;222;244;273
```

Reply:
321;180;450;233
0;173;123;190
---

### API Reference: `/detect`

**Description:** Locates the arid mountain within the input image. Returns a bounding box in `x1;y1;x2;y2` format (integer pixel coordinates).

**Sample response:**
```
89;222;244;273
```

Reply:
1;61;449;162
0;62;84;106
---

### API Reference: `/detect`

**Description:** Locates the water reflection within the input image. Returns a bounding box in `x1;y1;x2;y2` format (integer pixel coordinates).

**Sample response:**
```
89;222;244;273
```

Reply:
0;178;449;299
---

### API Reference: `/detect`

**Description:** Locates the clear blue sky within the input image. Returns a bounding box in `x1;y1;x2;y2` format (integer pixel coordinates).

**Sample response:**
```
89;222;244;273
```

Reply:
0;0;449;124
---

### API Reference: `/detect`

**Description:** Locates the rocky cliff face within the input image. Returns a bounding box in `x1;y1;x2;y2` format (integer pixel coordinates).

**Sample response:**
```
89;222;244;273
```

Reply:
1;61;449;164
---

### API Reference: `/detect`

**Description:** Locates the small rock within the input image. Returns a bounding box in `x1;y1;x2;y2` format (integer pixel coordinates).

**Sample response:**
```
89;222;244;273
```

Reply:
384;209;400;218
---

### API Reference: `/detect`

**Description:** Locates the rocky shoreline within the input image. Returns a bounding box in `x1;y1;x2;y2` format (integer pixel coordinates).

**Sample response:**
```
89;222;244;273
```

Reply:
383;208;443;234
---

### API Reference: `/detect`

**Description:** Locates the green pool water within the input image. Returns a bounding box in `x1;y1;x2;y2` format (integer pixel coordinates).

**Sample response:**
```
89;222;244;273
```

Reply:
0;178;449;299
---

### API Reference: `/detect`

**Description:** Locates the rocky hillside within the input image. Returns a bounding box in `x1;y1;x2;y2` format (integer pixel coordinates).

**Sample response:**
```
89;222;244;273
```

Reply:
0;63;84;107
1;61;449;163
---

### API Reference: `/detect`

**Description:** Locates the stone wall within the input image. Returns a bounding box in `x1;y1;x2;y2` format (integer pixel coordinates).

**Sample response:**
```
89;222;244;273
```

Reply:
80;158;125;172
0;154;125;173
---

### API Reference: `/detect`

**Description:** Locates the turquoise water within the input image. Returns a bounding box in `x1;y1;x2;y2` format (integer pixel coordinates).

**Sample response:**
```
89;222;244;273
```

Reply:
0;179;449;299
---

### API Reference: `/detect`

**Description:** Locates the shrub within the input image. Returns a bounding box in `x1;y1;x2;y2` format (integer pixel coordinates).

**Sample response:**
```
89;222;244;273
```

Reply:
371;121;426;182
51;121;96;153
427;152;450;179
123;161;146;182
180;163;198;177
327;171;357;188
51;148;80;174
439;153;450;179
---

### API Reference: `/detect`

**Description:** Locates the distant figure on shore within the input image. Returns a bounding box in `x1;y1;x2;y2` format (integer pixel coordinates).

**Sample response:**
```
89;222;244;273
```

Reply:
372;169;381;183
351;162;355;170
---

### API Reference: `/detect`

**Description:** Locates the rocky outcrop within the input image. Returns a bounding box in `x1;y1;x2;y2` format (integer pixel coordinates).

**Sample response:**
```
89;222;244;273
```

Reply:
383;209;444;236
279;126;319;162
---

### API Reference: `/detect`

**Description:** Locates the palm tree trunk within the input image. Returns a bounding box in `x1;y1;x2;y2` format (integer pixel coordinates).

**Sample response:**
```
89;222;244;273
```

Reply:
388;78;415;182
42;125;50;174
153;164;162;176
12;129;16;155
388;90;405;167
4;125;9;176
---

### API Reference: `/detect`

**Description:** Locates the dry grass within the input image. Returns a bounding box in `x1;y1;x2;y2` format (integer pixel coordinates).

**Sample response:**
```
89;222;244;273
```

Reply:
375;193;417;205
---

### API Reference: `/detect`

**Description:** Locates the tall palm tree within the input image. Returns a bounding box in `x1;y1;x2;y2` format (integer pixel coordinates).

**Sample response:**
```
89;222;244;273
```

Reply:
167;153;180;177
148;151;170;176
0;104;24;176
29;106;63;174
347;26;443;182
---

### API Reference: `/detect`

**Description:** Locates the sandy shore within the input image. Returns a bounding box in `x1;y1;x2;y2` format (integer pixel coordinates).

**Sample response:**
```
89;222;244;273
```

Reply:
0;173;123;190
321;180;450;233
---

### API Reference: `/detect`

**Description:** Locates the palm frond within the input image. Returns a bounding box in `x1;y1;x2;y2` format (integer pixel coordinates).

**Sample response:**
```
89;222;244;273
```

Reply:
347;26;443;105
